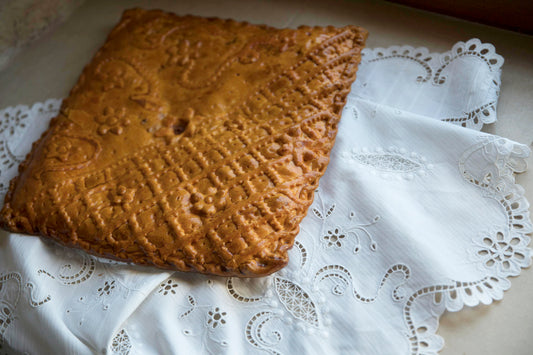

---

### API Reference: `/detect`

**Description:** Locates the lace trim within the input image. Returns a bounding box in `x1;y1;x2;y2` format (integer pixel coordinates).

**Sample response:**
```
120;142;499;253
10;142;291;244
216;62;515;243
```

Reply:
0;99;62;204
406;136;531;354
357;38;502;130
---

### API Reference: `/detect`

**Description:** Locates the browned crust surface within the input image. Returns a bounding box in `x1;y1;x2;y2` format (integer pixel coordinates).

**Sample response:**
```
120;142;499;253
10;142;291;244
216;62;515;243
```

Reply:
0;8;367;276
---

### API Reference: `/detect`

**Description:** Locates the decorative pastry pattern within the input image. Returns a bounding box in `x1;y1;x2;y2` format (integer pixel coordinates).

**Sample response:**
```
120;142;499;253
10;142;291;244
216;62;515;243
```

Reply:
0;9;368;277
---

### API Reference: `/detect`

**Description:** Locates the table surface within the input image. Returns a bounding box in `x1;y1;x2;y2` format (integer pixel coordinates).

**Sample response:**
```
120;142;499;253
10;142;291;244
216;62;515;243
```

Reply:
0;0;532;354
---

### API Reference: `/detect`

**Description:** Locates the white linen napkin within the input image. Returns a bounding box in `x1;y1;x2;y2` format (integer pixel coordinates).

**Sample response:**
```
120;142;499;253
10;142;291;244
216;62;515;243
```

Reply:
0;39;530;355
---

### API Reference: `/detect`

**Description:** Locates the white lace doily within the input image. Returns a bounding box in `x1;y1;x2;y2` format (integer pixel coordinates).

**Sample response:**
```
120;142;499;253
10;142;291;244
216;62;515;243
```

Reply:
0;39;530;355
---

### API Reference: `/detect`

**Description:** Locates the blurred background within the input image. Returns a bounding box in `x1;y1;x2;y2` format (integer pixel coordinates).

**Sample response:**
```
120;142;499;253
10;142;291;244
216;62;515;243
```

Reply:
1;0;532;72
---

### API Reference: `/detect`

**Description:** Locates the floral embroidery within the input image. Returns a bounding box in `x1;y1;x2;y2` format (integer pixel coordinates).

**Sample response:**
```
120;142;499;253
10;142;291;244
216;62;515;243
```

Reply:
355;152;420;172
293;241;307;268
180;300;229;354
235;188;393;352
97;280;116;297
314;191;380;253
471;229;529;276
329;213;379;253
312;203;335;220
206;307;227;329
111;329;131;355
0;108;28;136
37;247;136;327
322;228;345;248
158;279;178;296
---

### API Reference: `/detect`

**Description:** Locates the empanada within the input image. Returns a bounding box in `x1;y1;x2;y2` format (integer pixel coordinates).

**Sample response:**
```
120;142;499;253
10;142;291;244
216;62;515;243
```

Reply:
0;9;367;276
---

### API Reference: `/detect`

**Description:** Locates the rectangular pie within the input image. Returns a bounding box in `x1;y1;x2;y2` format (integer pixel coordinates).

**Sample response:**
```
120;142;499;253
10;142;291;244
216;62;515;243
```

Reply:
0;8;367;276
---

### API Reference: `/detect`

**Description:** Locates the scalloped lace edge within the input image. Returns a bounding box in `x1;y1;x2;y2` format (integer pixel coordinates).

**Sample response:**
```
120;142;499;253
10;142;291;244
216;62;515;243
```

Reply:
406;137;531;354
0;98;62;203
1;98;62;116
359;38;502;130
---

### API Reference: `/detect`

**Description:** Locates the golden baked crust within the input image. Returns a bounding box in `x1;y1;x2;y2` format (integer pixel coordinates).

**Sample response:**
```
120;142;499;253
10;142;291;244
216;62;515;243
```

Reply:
0;9;367;276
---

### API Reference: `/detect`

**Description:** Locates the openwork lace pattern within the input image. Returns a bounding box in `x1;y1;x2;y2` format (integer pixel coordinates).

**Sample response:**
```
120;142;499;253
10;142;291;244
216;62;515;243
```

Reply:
0;99;61;203
402;136;531;354
353;39;503;130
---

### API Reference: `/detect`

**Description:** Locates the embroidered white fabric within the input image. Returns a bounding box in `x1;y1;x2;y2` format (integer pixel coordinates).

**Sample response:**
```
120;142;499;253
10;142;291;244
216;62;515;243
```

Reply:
0;39;530;355
353;38;503;130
